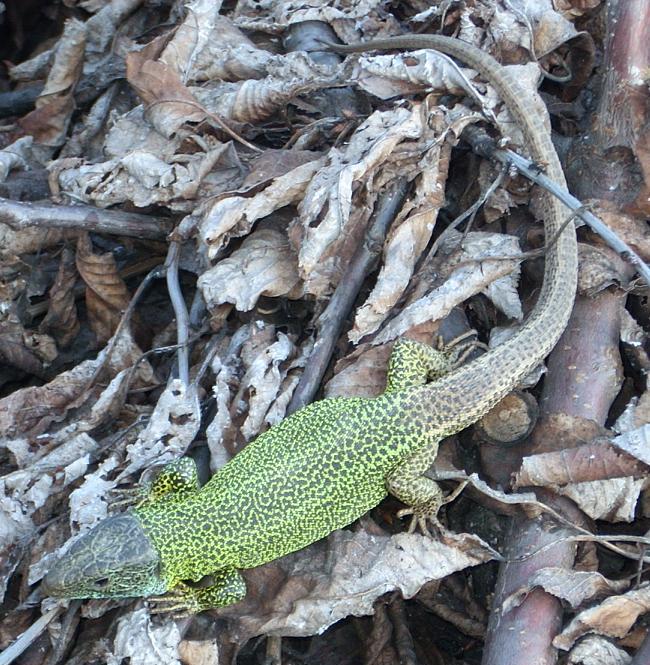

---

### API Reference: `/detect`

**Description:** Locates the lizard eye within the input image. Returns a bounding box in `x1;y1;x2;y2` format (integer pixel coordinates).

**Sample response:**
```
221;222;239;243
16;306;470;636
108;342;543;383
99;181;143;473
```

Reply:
94;578;109;588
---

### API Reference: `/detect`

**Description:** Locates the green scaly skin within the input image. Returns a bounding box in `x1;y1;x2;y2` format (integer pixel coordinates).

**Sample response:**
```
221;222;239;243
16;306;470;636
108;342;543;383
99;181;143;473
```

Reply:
42;35;578;614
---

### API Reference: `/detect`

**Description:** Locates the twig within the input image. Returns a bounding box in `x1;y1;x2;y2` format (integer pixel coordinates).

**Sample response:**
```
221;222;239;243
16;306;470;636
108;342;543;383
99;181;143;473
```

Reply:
0;197;172;240
165;240;190;386
0;606;64;665
287;177;411;412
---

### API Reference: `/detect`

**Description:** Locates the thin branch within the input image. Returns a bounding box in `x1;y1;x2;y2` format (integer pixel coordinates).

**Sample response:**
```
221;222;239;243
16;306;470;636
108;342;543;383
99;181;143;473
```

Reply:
0;197;172;240
165;240;190;386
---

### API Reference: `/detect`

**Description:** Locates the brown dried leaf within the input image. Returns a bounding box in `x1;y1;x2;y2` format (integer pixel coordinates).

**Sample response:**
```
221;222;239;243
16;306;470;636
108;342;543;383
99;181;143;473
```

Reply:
76;232;131;345
0;331;144;438
503;568;629;613
126;38;206;138
19;19;87;146
554;583;650;650
325;344;392;399
592;202;650;261
198;228;302;312
39;247;80;347
0;321;44;378
514;438;648;489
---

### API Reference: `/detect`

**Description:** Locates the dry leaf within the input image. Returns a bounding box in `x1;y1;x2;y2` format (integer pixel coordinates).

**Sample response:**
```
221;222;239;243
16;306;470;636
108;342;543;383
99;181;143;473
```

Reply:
559;478;645;523
198;228;302;312
554;583;650;650
225;529;498;639
120;380;201;478
566;635;632;665
39;246;80;347
503;568;629;612
76;232;132;345
373;232;522;344
19;18;87;146
199;157;324;258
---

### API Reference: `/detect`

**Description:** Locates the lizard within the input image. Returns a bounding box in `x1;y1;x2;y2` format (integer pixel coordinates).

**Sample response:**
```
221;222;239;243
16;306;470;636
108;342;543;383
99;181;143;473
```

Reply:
41;34;578;614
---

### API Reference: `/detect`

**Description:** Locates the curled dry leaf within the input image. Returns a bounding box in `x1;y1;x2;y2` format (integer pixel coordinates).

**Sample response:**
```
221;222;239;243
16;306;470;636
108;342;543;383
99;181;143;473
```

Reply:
199;157;324;258
198;228;302;312
559;477;645;523
19;18;87;146
126;39;207;139
206;325;308;466
503;567;629;613
0;329;144;438
0;137;33;182
227;529;497;639
39;246;80;348
0;318;44;378
333;49;471;100
111;608;181;665
553;583;650;650
373;232;522;344
514;438;648;489
160;3;273;82
349;108;464;342
578;243;631;295
76;232;132;345
566;635;632;665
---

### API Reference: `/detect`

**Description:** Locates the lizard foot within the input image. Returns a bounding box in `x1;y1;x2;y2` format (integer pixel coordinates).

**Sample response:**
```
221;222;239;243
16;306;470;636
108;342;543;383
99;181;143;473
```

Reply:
397;480;469;537
148;569;246;616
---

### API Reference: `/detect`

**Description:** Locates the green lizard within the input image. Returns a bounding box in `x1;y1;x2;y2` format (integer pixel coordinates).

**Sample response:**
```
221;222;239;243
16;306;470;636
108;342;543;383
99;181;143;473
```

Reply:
42;35;578;614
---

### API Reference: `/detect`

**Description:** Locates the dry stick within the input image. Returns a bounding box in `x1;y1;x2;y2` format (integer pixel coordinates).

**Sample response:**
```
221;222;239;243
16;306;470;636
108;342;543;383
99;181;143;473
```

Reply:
0;607;64;665
287;177;411;413
0;197;172;240
165;240;190;387
482;292;625;665
461;126;650;286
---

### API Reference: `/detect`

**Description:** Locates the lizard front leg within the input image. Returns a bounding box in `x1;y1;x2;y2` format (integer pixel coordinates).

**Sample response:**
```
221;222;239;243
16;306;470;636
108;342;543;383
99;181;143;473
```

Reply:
387;438;466;535
149;567;246;616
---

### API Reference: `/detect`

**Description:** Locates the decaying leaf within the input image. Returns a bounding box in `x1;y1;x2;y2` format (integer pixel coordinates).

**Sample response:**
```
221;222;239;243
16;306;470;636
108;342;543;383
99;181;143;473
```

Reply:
503;568;629;612
120;380;200;478
373;232;522;344
566;635;632;665
199;157;324;258
39;246;80;347
19;18;87;146
554;583;650;650
76;232;132;345
226;529;498;639
198;228;302;312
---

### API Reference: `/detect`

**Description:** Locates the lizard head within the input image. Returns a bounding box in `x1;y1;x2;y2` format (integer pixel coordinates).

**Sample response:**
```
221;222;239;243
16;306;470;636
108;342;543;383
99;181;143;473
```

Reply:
42;513;167;600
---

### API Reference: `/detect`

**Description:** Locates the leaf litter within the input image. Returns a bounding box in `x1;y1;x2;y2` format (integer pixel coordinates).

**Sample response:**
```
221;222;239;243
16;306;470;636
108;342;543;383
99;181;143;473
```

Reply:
0;0;648;663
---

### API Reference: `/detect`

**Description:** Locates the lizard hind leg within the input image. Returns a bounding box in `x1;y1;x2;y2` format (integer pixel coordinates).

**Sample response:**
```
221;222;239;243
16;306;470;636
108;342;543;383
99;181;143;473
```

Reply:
384;339;455;393
387;437;466;535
